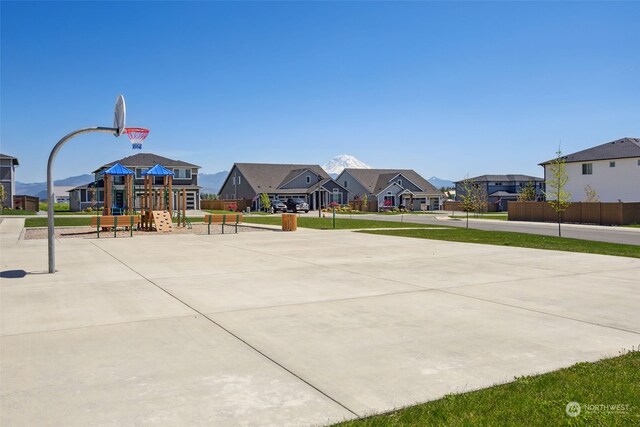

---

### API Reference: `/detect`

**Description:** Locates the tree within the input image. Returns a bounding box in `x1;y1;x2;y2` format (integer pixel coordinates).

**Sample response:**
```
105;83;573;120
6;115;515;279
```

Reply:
0;183;6;211
471;184;488;215
458;177;476;228
583;185;599;202
545;148;571;237
517;180;537;202
260;193;271;212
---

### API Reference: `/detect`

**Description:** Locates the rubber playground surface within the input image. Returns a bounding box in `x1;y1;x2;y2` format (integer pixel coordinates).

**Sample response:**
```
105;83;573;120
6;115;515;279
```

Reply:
1;217;639;426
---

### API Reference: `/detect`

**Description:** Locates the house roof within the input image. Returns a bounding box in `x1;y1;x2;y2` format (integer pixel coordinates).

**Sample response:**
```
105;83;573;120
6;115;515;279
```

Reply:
342;168;442;195
102;163;135;176
539;137;640;165
0;153;19;166
231;163;330;193
489;191;520;197
93;153;200;173
455;174;544;183
144;164;175;176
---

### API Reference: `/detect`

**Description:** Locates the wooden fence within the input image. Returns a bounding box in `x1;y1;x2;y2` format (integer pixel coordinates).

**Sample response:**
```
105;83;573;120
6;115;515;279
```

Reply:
13;195;40;212
443;201;498;213
201;199;251;212
348;200;378;212
508;202;640;226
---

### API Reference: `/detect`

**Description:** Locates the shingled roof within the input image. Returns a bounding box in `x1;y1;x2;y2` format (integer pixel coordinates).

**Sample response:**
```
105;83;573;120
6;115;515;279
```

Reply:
232;163;330;193
343;168;442;195
455;174;543;183
539;137;640;165
0;153;19;166
93;153;200;173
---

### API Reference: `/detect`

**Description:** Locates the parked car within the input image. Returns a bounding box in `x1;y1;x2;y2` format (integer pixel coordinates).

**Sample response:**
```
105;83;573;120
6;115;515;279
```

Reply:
286;198;309;213
271;199;287;213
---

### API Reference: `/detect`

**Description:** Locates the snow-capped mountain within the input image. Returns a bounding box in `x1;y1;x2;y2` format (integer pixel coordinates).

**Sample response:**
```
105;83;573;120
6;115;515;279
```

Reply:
428;176;455;189
323;154;371;176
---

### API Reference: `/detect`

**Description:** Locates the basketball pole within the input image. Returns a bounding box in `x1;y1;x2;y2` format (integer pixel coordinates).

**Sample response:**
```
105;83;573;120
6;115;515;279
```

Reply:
47;127;117;273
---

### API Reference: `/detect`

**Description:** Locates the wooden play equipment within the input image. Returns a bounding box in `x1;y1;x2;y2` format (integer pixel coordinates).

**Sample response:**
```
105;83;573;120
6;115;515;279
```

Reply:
173;188;190;229
102;163;135;216
140;164;174;231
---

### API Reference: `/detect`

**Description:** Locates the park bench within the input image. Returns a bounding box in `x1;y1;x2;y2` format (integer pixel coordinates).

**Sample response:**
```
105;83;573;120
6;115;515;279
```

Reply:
90;215;141;238
204;213;243;234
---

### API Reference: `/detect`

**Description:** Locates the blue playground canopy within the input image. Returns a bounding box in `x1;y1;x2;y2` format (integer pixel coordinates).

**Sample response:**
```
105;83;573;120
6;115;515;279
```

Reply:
102;162;134;176
143;164;175;176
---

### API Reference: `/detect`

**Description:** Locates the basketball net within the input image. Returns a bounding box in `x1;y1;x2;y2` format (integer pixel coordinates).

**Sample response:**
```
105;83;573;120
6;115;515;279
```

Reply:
123;128;150;149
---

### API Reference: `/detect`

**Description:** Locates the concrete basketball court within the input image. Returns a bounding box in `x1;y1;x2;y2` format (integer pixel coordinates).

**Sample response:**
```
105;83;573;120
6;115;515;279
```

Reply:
1;218;639;426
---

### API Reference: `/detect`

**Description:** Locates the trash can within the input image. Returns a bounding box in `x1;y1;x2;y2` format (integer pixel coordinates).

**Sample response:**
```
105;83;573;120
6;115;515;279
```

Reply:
282;213;297;231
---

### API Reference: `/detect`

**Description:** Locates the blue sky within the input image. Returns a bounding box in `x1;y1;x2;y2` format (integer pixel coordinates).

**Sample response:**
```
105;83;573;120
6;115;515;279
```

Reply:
2;1;639;182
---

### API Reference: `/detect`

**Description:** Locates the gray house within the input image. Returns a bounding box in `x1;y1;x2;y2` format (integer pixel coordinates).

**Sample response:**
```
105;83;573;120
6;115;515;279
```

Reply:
336;168;444;211
0;153;19;209
455;174;545;211
218;163;349;211
69;153;201;212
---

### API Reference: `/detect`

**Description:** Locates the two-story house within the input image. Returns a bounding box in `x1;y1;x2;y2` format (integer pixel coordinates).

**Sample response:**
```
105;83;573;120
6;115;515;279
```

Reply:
218;163;349;211
455;174;545;211
540;137;640;202
0;153;19;209
68;153;201;212
336;168;444;211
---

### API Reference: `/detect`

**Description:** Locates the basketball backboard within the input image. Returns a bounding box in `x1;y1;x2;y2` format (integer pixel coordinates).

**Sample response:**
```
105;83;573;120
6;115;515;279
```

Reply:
113;95;126;136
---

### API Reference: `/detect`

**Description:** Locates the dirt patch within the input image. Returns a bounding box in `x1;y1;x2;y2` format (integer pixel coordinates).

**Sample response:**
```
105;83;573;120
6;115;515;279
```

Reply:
24;223;265;240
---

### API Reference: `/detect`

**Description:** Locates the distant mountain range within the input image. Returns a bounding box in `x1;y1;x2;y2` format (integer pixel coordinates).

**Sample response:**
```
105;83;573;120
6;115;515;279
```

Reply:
199;171;228;195
16;174;94;200
428;176;455;189
16;172;229;199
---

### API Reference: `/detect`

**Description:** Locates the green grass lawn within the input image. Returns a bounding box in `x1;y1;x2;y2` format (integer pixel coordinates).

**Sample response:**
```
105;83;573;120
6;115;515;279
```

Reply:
335;350;639;427
39;202;70;212
360;228;640;259
25;217;91;227
0;209;37;215
243;216;435;230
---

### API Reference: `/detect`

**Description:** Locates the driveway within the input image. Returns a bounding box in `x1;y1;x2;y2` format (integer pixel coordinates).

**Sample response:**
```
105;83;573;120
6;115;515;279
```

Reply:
1;218;639;425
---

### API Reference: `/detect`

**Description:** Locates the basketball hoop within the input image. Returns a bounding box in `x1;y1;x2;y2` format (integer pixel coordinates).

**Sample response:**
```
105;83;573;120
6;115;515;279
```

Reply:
123;127;149;149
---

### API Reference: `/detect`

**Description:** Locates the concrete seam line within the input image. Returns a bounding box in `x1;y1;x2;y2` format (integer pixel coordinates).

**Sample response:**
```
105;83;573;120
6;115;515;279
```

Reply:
437;289;640;336
89;241;360;417
0;314;199;338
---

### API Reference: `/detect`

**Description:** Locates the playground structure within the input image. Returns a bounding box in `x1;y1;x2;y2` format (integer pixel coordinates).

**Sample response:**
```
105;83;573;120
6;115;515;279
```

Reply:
139;164;189;231
102;163;135;215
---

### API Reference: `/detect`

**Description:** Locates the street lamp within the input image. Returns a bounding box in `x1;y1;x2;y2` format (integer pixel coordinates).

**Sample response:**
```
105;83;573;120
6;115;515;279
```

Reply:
317;175;322;217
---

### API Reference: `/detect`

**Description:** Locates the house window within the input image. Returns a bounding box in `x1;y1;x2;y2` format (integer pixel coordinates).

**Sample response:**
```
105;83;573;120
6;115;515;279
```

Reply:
136;168;149;179
306;176;311;184
174;169;191;179
344;181;348;188
113;176;124;185
237;175;241;184
582;163;593;175
609;161;615;167
398;179;402;186
495;182;502;186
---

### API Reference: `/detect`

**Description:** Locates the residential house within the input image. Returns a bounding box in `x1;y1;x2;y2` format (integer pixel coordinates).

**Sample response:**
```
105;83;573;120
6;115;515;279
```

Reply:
218;163;348;211
53;186;74;204
0;153;19;209
455;174;545;211
336;168;444;211
540;137;640;202
68;153;201;212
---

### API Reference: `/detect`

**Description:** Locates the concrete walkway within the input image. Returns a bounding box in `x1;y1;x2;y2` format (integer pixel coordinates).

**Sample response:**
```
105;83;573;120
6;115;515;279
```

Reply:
1;221;639;426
